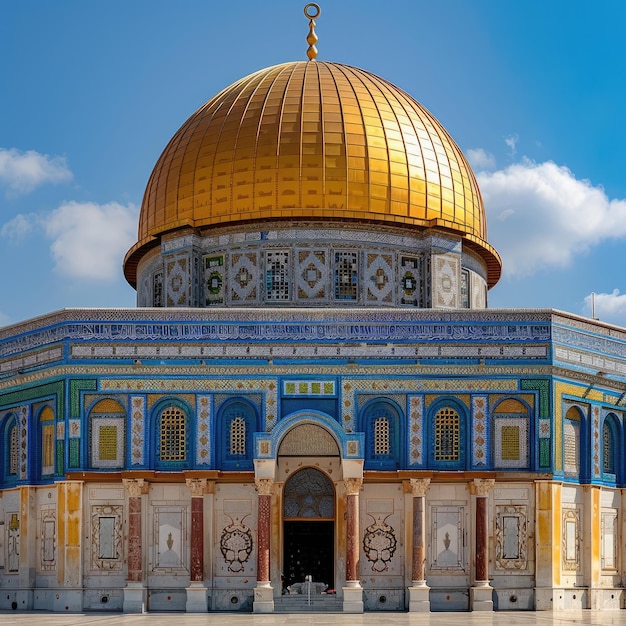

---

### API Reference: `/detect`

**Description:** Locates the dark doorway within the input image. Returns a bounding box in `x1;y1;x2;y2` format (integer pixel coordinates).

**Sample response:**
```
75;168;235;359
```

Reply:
283;520;334;589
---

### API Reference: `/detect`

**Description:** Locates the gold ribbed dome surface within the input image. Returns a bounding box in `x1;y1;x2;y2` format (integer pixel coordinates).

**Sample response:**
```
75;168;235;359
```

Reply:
125;61;500;286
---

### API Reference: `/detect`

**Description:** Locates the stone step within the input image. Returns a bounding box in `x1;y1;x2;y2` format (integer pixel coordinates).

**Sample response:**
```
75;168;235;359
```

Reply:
274;594;342;613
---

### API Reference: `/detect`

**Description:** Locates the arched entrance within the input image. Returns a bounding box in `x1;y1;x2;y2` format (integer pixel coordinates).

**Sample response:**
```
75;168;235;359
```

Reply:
283;467;335;590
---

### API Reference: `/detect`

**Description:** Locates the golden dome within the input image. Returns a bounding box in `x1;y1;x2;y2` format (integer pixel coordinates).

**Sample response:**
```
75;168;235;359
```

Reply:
124;61;501;287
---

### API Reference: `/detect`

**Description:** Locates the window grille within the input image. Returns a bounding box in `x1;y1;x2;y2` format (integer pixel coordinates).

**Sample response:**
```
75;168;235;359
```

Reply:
373;416;391;455
42;424;54;471
563;419;580;476
603;421;615;474
160;407;186;462
434;407;460;462
153;271;163;307
265;251;290;301
334;251;358;300
229;416;246;456
9;424;18;474
460;269;469;308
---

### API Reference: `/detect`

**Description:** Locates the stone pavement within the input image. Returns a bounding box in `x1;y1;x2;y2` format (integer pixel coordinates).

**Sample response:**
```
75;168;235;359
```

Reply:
2;612;626;626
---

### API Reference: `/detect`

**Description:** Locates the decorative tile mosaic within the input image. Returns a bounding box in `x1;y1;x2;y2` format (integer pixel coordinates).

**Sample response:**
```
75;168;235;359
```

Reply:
196;395;211;466
166;255;190;306
106;380;277;432
494;417;529;469
408;395;424;465
434;255;459;308
130;396;145;466
296;249;326;301
593;405;601;478
91;417;125;468
283;380;335;396
229;251;258;303
341;378;516;434
18;404;29;479
0;308;560;361
365;253;393;304
471;395;487;467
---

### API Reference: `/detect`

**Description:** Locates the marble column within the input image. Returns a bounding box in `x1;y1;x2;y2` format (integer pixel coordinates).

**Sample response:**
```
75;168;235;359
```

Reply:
407;478;431;611
186;478;208;612
343;477;364;613
253;478;274;613
469;478;495;611
123;478;149;613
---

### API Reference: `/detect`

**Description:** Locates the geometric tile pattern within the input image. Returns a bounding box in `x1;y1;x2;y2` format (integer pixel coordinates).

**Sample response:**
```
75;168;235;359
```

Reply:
471;395;487;466
130;396;146;466
408;395;424;465
196;395;211;466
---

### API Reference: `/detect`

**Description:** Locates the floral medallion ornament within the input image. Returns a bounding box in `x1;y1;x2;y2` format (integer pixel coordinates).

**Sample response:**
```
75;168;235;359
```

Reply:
363;515;397;572
220;514;253;572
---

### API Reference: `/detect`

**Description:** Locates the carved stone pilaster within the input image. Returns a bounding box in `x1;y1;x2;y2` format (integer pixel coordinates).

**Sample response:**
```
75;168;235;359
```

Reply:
409;478;431;497
255;478;274;496
123;478;149;497
469;478;495;497
344;477;363;496
186;478;208;497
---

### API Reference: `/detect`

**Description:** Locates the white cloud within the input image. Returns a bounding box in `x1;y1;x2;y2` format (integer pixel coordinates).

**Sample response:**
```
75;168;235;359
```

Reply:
2;201;138;281
505;134;519;158
478;159;626;277
467;148;496;171
43;201;138;281
584;290;626;325
0;148;73;194
1;213;35;240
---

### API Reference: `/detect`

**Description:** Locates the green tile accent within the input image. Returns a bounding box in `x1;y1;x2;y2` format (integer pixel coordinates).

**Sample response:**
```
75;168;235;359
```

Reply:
70;379;97;417
56;440;64;475
521;378;551;468
539;438;551;468
69;438;80;468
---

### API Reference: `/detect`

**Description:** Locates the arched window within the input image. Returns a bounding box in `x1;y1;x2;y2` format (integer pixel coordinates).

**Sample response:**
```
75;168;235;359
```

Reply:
229;416;246;456
9;421;18;475
564;406;582;478
2;414;19;482
492;398;530;470
360;400;401;469
434;407;460;462
217;400;257;470
374;416;390;455
428;402;466;470
160;406;186;461
602;413;619;481
89;398;126;469
39;406;55;477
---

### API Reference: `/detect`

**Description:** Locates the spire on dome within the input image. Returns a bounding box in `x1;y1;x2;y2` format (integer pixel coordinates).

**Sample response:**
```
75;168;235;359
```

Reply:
304;3;320;61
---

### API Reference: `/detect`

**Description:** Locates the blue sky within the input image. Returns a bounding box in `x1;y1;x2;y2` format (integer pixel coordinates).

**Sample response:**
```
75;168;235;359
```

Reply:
2;0;626;326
